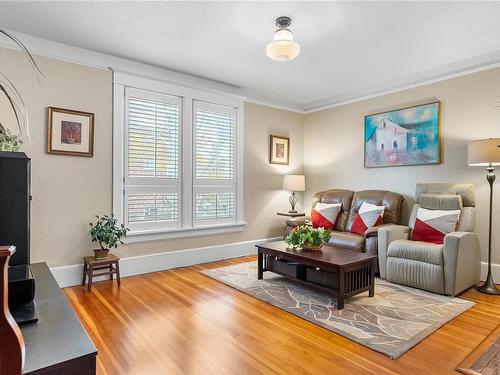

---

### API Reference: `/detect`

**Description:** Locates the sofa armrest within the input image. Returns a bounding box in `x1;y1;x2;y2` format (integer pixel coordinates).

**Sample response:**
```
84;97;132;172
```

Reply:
285;216;310;227
364;223;393;238
377;225;410;279
443;231;480;296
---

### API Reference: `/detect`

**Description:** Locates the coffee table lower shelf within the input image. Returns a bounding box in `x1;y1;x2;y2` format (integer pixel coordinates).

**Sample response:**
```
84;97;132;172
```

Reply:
257;244;375;310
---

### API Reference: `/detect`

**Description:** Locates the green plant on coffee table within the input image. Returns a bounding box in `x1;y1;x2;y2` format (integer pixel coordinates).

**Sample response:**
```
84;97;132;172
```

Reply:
285;225;332;249
89;215;129;251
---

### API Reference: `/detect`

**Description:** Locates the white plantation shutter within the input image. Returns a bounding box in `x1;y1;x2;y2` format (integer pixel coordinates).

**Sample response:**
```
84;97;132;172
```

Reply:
113;73;244;239
195;192;235;220
124;88;181;231
195;109;235;180
127;97;179;178
194;101;237;225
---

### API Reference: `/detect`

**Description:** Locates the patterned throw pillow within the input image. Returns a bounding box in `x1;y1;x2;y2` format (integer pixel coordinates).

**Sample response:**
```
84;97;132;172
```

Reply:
350;202;385;236
411;207;461;244
311;202;342;229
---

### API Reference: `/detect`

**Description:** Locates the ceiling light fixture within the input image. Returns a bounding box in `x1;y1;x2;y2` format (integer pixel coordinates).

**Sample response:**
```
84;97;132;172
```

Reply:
266;16;300;62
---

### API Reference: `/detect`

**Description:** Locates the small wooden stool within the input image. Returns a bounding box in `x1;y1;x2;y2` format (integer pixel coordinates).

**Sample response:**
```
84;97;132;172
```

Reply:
82;253;121;292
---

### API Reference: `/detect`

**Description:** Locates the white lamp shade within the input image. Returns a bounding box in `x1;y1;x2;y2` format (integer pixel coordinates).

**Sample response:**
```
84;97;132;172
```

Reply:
266;29;300;62
468;138;500;166
283;175;305;191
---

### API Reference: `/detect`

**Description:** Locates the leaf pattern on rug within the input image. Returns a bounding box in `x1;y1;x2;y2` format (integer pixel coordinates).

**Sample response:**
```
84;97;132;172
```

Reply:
202;262;475;359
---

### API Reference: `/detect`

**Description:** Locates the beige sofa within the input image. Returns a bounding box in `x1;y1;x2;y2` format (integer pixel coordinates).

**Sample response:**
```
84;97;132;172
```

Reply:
286;189;404;257
378;183;481;296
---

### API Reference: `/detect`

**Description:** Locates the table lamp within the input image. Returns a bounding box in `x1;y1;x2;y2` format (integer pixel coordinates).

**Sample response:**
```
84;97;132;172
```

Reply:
468;138;500;294
282;175;305;213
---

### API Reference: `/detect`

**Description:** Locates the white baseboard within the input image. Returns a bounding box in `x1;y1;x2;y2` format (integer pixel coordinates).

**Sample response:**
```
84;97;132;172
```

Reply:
50;236;281;288
51;241;500;288
481;261;500;281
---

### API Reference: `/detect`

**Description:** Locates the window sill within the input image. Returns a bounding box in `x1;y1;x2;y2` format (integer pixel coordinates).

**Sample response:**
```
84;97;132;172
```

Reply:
123;222;247;243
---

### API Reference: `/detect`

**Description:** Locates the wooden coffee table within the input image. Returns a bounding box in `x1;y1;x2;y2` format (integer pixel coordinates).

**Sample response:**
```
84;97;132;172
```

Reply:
256;241;377;309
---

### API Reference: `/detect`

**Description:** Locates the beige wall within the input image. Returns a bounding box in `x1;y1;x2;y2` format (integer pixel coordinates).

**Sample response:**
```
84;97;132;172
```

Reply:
304;67;500;263
0;48;304;267
5;44;497;267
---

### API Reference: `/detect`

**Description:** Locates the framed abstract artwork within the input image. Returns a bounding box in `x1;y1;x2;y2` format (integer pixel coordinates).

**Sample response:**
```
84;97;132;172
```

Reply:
270;135;290;165
47;107;94;157
364;101;441;168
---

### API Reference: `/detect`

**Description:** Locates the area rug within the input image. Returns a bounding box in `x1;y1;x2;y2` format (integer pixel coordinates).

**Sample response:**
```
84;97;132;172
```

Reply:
201;262;475;359
457;324;500;375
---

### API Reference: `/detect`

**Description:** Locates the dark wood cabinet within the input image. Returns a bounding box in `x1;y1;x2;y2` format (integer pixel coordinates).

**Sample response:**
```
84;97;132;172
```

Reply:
0;152;31;266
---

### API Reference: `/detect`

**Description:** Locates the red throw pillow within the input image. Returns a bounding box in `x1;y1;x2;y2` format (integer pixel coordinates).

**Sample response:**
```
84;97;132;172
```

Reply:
411;207;461;244
310;203;341;229
350;202;385;236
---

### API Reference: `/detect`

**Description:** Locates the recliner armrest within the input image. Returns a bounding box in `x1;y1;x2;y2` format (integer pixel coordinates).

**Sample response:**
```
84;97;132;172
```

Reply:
285;216;310;227
377;225;410;279
443;231;480;296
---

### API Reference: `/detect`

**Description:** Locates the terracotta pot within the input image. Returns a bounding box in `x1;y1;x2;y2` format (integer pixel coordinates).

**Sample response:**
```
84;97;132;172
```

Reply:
301;243;323;251
93;248;110;260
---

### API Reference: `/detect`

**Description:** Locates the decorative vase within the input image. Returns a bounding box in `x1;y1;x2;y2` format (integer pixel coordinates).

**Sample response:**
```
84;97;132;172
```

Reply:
301;242;323;251
93;249;110;260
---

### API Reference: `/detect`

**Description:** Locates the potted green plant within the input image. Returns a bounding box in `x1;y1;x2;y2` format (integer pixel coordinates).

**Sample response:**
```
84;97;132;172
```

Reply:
89;215;129;259
285;225;332;251
0;123;22;151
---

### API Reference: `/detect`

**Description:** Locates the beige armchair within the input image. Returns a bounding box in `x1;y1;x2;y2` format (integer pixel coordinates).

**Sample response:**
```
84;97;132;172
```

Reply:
378;183;480;296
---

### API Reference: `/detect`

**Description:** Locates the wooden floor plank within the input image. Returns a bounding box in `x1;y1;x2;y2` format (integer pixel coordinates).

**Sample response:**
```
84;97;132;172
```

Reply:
65;256;500;375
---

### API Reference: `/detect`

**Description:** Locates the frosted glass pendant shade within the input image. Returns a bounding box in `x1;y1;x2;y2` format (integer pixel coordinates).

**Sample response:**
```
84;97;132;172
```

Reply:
266;17;300;62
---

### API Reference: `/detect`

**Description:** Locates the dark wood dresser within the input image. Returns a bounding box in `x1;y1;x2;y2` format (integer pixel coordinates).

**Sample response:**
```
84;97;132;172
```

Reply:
21;263;97;374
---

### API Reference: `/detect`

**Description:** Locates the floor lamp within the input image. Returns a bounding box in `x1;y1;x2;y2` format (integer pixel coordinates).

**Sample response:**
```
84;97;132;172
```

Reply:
468;138;500;294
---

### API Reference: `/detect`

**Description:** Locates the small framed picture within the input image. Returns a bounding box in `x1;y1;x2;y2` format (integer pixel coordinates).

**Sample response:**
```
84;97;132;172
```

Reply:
47;107;94;157
269;135;290;165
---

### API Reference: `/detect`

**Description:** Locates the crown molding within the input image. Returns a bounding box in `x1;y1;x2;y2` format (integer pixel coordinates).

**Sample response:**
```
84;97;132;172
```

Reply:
0;29;304;112
303;50;500;113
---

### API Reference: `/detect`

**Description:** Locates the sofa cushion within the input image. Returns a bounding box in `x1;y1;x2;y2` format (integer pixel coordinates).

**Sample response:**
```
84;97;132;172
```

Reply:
387;239;444;266
312;189;354;231
411;207;461;244
328;231;365;251
350;202;384;235
311;202;342;229
346;190;404;232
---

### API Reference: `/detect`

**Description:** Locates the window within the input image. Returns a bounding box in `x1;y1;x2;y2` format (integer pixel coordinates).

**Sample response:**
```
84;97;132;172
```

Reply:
124;89;181;232
113;72;244;241
193;101;236;226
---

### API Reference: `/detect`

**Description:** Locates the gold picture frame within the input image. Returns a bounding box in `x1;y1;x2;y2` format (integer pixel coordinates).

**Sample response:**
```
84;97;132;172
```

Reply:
269;135;290;165
364;101;441;168
47;107;94;157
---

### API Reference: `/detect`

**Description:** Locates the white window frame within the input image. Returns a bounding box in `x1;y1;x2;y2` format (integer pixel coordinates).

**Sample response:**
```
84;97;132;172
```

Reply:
113;71;245;242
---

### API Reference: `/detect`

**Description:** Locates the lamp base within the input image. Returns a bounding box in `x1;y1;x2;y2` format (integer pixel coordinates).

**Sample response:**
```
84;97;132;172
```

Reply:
476;273;500;295
288;210;298;214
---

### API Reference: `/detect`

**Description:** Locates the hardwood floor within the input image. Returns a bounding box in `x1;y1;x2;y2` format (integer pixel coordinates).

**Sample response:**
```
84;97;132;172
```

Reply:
65;256;500;375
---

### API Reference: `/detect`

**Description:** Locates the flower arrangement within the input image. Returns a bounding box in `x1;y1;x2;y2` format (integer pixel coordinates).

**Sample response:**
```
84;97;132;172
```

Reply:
285;225;332;250
0;123;22;152
89;215;129;259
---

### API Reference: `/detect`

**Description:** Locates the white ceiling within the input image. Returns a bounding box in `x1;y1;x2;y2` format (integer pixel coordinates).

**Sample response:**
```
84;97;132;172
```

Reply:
1;1;500;112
